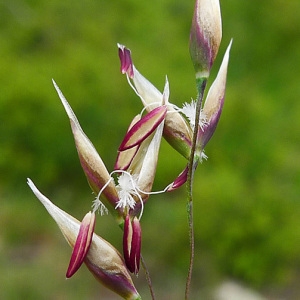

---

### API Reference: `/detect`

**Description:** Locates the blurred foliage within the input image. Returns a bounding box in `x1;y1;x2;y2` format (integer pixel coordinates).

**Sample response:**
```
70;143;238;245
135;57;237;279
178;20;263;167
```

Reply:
1;0;300;299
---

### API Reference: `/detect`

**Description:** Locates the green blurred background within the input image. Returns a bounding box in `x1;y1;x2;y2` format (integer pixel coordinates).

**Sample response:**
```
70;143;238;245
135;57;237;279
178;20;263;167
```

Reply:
1;0;300;299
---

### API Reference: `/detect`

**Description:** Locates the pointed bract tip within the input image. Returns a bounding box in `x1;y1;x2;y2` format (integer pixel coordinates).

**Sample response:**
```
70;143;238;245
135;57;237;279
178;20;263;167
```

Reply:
52;80;80;127
198;39;233;149
66;211;96;278
51;82;120;211
162;76;170;105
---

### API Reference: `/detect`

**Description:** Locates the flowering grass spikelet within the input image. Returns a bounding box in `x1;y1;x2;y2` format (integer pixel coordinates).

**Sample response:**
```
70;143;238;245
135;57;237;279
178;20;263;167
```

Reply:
27;179;141;300
118;44;193;160
189;0;222;77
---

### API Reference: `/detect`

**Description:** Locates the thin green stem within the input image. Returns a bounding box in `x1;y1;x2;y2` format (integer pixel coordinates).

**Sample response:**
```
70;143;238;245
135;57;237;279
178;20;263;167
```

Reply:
141;254;156;300
185;77;207;300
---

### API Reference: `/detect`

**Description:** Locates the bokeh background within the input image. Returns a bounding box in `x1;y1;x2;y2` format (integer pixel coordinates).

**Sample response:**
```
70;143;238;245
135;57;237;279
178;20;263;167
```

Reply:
1;0;300;299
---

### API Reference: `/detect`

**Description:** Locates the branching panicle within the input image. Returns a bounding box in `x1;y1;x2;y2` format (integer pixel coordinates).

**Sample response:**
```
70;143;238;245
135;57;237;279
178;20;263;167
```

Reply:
28;1;231;299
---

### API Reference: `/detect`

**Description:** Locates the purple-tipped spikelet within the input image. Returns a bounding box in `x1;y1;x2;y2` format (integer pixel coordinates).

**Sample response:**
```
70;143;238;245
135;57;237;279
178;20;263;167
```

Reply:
118;44;192;160
27;179;141;300
118;38;232;165
189;0;222;78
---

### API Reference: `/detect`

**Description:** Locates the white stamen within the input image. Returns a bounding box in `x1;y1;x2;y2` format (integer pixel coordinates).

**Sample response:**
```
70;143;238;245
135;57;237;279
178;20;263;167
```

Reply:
199;111;209;131
135;182;171;195
200;150;208;162
126;73;152;108
92;169;178;221
116;173;139;210
92;199;108;216
181;100;209;131
92;197;108;216
92;178;112;215
181;100;197;128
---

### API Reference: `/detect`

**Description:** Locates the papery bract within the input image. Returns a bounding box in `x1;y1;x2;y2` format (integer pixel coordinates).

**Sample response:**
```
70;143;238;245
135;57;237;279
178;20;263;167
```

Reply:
196;40;232;151
123;215;141;274
115;114;142;171
115;79;168;212
118;40;232;177
27;179;141;300
119;106;167;151
52;80;122;221
118;44;192;160
66;211;95;278
189;0;222;77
